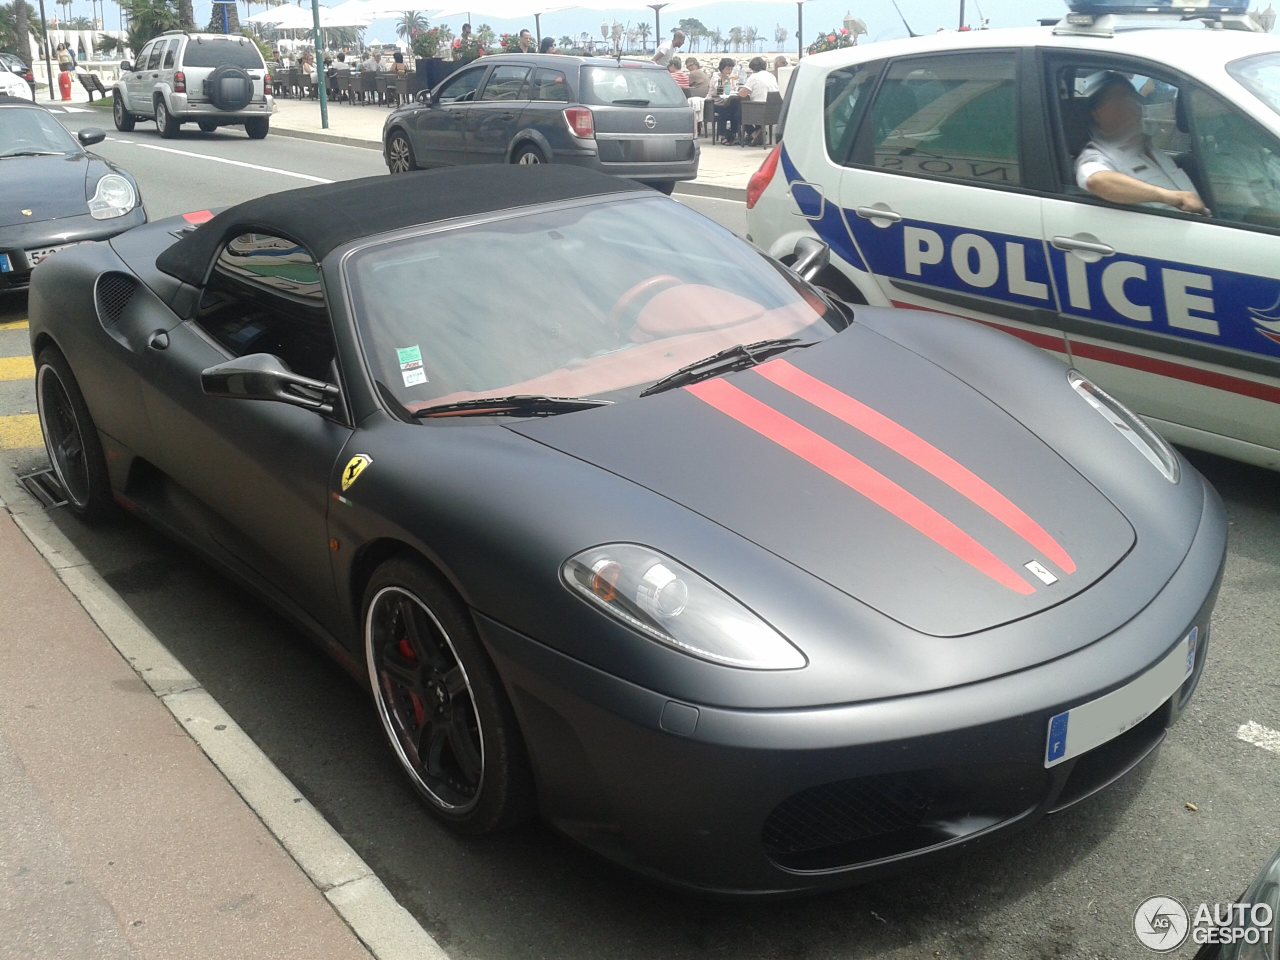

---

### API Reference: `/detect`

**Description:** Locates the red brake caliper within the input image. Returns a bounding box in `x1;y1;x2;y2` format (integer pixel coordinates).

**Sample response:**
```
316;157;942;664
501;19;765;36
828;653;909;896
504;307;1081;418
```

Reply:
399;638;427;727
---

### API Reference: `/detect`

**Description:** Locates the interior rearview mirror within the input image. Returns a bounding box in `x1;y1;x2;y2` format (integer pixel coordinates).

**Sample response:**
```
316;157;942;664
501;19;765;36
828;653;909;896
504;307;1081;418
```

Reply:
792;237;830;283
78;127;106;146
202;353;339;415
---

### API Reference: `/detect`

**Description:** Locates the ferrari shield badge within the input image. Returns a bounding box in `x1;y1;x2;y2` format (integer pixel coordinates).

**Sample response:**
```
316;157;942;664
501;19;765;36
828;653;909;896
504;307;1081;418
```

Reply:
341;454;372;491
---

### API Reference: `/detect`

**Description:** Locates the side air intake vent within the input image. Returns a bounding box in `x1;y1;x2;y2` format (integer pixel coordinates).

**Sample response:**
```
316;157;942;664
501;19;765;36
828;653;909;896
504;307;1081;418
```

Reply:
94;271;139;327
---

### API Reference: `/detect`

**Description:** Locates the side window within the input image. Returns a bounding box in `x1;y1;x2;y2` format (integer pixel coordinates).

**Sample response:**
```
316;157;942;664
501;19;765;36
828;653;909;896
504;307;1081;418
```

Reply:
197;233;335;382
437;67;486;104
1187;87;1280;229
854;53;1020;187
480;65;530;101
530;68;569;102
163;41;178;69
135;42;154;70
824;64;878;167
146;41;166;71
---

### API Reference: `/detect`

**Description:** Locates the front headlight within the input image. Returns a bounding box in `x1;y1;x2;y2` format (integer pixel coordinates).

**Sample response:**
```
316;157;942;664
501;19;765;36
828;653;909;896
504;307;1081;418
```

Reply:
1068;370;1179;483
562;544;806;670
88;174;137;220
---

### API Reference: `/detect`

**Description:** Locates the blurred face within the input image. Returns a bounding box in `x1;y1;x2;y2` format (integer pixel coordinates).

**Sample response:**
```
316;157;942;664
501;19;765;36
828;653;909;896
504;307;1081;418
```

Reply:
1093;84;1143;140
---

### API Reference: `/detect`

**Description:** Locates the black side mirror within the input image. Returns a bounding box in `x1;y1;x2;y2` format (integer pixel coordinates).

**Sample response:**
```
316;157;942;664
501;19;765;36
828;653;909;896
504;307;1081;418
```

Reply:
415;89;433;104
119;60;133;72
202;353;339;415
77;127;106;146
792;237;830;282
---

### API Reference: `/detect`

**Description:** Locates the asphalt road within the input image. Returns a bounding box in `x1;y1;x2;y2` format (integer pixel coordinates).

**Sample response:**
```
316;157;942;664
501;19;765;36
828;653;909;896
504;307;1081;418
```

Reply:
1;110;1278;960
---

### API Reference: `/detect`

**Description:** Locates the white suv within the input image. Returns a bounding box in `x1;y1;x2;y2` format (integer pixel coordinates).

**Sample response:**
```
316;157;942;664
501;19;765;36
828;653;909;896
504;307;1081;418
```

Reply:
113;32;274;139
746;3;1280;471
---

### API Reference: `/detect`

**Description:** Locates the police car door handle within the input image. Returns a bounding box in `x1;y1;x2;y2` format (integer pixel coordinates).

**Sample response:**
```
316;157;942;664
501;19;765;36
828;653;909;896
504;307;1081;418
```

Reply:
855;205;902;225
1051;235;1115;258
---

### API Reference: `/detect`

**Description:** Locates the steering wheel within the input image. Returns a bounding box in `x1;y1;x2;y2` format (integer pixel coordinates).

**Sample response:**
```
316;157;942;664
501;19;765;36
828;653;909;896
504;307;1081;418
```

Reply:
607;274;683;332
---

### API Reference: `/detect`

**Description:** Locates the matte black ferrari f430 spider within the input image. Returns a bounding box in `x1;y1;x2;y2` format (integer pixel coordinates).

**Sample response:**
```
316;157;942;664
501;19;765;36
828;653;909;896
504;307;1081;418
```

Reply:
28;167;1226;895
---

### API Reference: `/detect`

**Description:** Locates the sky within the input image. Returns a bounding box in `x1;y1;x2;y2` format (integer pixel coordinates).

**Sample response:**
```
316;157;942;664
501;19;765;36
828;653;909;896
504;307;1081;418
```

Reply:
64;0;1229;50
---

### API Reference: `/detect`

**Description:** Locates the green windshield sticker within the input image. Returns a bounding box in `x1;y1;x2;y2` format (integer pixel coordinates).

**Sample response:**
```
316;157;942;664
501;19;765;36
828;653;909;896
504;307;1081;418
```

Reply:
397;345;423;370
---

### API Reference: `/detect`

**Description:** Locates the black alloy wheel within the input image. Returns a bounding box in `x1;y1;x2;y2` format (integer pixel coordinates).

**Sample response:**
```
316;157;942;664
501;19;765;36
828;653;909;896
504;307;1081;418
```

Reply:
363;559;533;832
386;130;414;173
35;347;113;521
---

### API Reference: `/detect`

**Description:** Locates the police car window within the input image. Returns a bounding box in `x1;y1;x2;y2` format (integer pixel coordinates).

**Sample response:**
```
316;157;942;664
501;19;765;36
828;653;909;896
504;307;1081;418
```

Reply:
823;64;876;167
857;53;1020;187
197;233;335;382
1186;87;1280;229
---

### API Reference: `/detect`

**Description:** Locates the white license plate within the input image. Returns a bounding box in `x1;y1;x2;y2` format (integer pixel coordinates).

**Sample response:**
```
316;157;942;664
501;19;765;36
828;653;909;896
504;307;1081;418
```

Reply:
0;253;11;273
25;243;72;267
1044;626;1198;768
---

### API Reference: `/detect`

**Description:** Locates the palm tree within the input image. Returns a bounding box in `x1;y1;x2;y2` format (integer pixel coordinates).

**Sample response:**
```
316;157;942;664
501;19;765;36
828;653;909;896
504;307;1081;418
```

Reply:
396;10;428;40
122;0;180;53
743;25;757;52
727;25;741;52
557;33;572;50
709;27;722;52
475;22;494;47
636;20;650;52
177;0;194;30
774;23;787;49
13;0;31;57
55;0;72;25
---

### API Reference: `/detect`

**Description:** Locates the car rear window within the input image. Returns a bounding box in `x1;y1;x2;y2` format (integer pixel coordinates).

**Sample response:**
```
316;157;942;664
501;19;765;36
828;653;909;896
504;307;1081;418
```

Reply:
579;66;686;107
182;39;264;69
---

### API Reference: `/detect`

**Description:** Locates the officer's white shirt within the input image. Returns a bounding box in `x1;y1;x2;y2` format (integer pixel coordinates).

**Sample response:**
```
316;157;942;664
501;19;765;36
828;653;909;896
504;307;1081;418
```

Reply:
1075;132;1200;198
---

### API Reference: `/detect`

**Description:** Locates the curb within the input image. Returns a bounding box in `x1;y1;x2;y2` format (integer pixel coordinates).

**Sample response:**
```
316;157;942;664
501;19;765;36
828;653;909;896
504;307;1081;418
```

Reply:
267;124;747;201
0;471;448;960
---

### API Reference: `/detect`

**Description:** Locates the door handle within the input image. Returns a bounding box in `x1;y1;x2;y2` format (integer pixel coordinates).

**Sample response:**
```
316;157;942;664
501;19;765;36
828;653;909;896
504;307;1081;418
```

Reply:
854;204;902;225
1051;235;1115;259
148;330;169;350
498;112;514;121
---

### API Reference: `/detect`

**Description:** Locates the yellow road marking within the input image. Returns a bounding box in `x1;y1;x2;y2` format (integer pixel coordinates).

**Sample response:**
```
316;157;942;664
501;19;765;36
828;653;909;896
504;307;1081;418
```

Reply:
0;319;28;331
0;415;42;450
0;355;35;381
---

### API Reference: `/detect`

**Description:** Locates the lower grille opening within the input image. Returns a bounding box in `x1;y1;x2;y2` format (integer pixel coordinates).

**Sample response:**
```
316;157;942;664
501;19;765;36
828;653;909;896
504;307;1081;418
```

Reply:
1050;699;1170;813
763;764;1042;872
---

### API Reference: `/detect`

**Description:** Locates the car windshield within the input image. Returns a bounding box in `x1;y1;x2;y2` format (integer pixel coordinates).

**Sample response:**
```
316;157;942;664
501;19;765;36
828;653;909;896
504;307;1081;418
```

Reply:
1229;52;1280;116
344;195;842;413
579;65;687;106
182;39;263;69
0;106;78;156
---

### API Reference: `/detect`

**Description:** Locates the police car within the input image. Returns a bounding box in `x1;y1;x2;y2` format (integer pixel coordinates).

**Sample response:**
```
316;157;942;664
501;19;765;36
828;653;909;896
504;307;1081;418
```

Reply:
745;0;1280;470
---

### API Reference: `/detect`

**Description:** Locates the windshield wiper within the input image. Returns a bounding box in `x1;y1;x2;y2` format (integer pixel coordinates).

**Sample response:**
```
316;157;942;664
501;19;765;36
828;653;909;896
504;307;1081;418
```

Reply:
0;150;65;159
611;98;650;105
640;338;814;397
413;395;613;419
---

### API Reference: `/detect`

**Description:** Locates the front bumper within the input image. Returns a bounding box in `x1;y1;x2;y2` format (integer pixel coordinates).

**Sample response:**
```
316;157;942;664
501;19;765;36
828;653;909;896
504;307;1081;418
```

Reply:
479;480;1226;895
0;208;146;290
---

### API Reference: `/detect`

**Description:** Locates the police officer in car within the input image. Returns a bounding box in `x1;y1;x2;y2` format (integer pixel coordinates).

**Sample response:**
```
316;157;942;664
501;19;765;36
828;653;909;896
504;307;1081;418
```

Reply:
1075;73;1208;216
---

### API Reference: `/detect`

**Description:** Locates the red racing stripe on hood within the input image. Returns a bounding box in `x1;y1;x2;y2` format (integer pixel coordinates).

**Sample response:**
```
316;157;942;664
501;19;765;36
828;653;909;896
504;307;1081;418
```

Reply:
755;359;1077;576
685;378;1036;596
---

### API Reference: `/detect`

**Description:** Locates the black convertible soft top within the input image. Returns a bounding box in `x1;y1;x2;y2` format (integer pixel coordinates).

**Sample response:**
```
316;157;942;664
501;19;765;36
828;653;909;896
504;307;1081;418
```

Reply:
155;165;647;286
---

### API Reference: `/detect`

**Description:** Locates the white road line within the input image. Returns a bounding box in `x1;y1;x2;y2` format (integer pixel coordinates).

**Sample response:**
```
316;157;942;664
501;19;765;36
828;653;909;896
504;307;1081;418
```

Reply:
104;136;333;183
1237;721;1280;755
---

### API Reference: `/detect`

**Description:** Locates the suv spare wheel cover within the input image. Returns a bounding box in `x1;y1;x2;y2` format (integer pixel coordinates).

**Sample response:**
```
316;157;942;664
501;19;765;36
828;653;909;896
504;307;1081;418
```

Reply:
205;64;254;111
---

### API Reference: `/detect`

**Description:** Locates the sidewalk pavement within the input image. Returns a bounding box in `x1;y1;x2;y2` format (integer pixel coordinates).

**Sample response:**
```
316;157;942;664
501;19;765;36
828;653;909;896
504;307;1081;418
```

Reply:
266;96;762;194
0;500;379;960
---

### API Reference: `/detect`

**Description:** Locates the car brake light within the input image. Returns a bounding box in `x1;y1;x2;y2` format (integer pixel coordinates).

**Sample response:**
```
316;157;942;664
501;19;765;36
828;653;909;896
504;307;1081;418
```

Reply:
173;70;186;93
264;73;272;96
563;106;595;139
746;144;782;211
24;70;33;83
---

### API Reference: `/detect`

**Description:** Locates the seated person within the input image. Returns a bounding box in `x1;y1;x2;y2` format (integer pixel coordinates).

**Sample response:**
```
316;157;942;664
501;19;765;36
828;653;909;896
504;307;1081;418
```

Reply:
667;57;689;90
685;57;709;98
1075;73;1206;215
738;56;780;146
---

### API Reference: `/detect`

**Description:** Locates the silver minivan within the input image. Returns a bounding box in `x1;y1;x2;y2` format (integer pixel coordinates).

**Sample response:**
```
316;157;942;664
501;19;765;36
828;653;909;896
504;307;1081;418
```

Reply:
383;55;699;193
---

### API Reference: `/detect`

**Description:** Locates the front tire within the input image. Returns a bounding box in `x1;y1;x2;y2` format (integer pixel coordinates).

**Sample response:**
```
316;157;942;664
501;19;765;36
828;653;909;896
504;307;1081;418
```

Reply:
386;129;415;173
363;559;534;833
112;92;135;132
512;143;545;165
35;347;113;522
244;117;269;139
154;97;179;138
